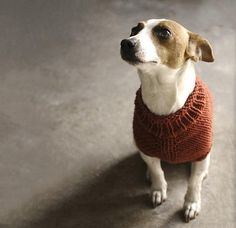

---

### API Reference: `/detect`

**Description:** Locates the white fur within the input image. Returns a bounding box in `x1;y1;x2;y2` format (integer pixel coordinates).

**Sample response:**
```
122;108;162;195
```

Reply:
138;59;196;115
184;153;210;222
129;19;164;64
140;152;167;206
129;19;211;222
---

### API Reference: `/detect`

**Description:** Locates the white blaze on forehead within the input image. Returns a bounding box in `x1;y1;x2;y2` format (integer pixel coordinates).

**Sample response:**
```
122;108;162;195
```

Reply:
130;19;166;64
145;18;166;29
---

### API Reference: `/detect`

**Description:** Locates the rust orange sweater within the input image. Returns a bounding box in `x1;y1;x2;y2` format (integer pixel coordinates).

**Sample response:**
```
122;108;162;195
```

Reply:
133;77;213;164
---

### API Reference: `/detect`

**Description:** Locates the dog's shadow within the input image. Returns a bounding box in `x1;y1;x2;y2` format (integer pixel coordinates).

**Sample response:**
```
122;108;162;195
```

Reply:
25;153;190;228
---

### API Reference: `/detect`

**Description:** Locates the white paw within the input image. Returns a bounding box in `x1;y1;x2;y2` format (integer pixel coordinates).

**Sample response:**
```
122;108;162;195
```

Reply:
151;189;167;207
183;200;201;222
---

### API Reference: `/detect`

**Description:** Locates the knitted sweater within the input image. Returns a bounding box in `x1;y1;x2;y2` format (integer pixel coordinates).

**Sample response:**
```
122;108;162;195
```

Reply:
133;77;213;164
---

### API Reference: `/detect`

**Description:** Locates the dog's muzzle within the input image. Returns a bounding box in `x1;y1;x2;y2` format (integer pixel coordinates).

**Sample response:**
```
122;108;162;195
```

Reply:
120;38;141;64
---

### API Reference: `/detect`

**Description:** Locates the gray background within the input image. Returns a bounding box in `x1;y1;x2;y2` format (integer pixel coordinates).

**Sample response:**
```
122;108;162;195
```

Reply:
0;0;235;227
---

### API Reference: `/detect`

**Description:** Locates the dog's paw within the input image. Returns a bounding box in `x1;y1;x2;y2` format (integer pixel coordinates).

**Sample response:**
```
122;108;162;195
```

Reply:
151;189;167;207
183;200;201;222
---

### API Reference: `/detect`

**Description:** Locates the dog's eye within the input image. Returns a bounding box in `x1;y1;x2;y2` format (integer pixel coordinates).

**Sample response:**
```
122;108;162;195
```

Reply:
154;27;171;40
130;23;144;36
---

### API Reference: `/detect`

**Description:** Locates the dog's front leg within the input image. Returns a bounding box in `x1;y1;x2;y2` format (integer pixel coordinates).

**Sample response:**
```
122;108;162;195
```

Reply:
184;154;210;222
140;152;167;207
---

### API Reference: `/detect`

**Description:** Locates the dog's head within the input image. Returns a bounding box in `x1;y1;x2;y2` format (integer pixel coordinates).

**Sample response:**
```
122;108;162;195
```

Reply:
120;19;214;69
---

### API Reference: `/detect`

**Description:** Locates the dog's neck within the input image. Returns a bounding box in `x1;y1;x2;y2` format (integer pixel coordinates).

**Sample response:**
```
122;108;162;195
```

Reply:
137;59;196;116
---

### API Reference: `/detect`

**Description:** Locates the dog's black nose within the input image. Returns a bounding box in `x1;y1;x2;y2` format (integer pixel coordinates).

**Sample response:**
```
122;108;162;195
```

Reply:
120;39;136;50
120;38;139;64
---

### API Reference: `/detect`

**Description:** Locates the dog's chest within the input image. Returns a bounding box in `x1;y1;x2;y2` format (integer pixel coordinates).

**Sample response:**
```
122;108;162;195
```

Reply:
141;85;179;115
133;78;213;164
138;61;196;116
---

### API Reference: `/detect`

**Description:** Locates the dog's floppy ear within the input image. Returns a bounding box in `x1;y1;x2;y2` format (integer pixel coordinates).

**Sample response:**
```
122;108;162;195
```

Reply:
186;32;214;62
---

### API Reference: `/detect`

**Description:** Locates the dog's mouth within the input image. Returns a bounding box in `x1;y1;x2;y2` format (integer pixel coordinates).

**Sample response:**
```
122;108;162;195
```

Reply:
120;49;157;65
120;39;158;65
121;54;143;65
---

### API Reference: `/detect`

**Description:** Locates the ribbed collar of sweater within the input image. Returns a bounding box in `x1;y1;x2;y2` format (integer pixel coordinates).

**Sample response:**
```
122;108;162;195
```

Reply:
134;77;207;138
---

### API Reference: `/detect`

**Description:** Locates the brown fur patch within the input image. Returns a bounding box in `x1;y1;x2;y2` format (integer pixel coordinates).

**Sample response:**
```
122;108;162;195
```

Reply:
151;20;189;69
151;20;214;68
130;22;145;36
186;32;214;62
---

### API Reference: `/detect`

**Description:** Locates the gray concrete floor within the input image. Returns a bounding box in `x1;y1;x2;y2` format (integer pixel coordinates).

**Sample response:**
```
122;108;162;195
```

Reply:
0;0;235;227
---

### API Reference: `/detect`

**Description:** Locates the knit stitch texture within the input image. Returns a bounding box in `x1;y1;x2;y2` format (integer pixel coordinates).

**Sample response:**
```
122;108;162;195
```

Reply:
133;77;213;164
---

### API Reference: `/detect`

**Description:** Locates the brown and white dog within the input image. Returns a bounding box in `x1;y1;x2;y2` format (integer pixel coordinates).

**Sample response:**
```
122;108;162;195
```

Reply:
120;19;214;222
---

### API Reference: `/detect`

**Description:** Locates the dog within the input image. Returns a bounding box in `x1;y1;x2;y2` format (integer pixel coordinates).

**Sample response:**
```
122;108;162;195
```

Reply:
120;19;214;222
